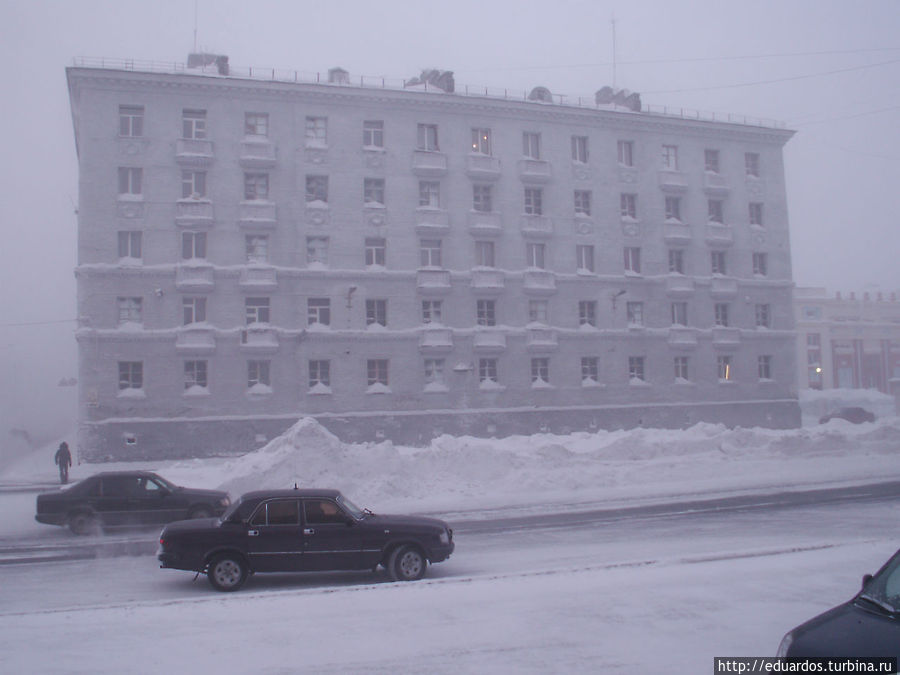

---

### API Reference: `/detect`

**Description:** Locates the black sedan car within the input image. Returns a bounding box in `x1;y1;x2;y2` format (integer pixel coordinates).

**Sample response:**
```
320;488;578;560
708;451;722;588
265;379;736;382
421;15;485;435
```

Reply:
158;488;454;591
777;547;900;659
36;471;231;535
818;407;876;424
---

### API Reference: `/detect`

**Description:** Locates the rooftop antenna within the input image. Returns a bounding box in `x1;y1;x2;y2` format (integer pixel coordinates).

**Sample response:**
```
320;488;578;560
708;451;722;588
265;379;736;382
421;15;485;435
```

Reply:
611;14;617;88
193;0;199;53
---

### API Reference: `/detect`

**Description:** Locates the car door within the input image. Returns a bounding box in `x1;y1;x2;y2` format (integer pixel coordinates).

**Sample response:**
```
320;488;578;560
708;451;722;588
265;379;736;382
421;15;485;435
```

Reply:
299;499;367;571
244;499;304;572
95;475;137;528
133;475;186;525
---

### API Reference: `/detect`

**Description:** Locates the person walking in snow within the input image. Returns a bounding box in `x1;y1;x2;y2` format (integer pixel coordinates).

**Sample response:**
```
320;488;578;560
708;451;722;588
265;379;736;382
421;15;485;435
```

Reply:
55;442;72;484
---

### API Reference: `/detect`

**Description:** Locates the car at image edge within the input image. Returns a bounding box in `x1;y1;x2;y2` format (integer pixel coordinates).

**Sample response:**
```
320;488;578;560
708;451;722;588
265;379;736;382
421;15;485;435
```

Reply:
818;406;876;425
157;488;455;591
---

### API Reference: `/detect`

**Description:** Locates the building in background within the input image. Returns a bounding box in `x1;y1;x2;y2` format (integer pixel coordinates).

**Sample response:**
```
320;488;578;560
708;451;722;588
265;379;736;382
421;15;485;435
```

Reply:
67;55;799;460
794;287;900;393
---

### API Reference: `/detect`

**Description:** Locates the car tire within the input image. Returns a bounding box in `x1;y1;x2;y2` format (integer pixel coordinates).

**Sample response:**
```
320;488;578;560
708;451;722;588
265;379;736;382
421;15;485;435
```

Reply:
68;512;97;536
188;506;212;519
207;553;248;592
388;545;427;582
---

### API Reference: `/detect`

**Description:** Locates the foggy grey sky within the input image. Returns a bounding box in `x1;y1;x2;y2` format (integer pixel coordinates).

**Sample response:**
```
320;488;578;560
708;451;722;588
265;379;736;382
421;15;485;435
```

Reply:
1;0;898;441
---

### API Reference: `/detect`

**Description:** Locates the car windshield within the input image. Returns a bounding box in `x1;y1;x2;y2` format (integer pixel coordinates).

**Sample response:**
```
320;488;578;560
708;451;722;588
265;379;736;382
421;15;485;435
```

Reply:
858;550;900;614
336;494;365;519
149;474;176;491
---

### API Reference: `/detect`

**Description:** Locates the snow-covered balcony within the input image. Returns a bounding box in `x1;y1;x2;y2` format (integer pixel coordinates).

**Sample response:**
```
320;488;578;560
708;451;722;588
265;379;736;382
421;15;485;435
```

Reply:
416;269;451;294
175;264;215;292
703;172;730;194
238;139;277;168
240;326;279;353
710;277;738;298
522;270;556;295
239;266;277;291
705;222;734;246
520;215;553;238
473;330;506;352
526;327;558;352
175;138;214;165
667;327;698;349
517;158;552;183
465;154;501;180
657;170;688;192
665;276;695;297
414;208;450;235
467;211;502;236
419;327;453;353
470;269;505;293
411;150;448;176
175;326;216;354
238;201;277;228
662;221;692;244
712;326;741;348
174;199;214;228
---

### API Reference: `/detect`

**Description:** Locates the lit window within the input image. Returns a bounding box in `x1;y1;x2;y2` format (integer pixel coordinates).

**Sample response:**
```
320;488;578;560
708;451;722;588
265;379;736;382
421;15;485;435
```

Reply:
471;128;491;155
717;355;733;381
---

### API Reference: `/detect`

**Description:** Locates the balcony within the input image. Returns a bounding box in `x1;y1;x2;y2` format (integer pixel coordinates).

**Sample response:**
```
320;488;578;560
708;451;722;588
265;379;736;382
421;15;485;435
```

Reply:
662;221;691;244
522;270;556;295
416;269;451;294
467;211;502;236
470;269;505;293
238;201;277;228
465;154;501;180
414;208;450;234
239;266;277;291
710;277;738;298
517;158;552;183
667;327;698;349
411;150;448;176
520;215;553;238
473;330;506;352
175;199;214;228
175;264;215;292
657;170;688;192
712;327;741;348
175;139;214;165
705;222;734;246
240;326;279;353
703;172;730;194
239;139;277;168
419;327;453;353
175;326;216;354
526;327;558;352
665;276;695;297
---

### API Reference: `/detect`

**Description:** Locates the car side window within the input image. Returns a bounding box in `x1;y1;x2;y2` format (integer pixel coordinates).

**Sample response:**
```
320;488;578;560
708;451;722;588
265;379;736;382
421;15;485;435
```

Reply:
143;478;163;492
304;499;345;525
250;500;299;526
102;476;139;497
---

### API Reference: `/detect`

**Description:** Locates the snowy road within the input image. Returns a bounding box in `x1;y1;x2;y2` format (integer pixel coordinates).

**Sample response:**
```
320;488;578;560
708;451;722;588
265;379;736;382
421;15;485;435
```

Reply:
2;493;899;673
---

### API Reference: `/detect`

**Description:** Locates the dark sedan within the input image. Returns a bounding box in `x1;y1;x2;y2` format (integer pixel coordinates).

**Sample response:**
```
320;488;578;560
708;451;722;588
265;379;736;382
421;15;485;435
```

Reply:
36;471;231;535
158;488;454;591
777;547;900;660
818;407;876;424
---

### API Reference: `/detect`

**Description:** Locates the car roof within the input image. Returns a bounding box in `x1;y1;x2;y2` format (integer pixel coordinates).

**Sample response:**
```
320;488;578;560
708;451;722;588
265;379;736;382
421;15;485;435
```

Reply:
85;471;161;479
238;488;342;501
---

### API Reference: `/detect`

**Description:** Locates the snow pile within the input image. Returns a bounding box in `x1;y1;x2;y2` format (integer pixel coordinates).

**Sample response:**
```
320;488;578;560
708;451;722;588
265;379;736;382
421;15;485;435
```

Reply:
799;387;896;423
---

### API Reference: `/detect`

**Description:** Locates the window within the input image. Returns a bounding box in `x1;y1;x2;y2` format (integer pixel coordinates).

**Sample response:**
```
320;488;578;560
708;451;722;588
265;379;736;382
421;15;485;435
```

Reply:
473;184;493;212
755;303;771;328
624;247;641;274
753;252;768;276
367;359;389;387
668;248;684;274
674;356;689;381
182;231;206;260
305;175;328;203
717;355;733;381
475;240;495;267
183;297;206;325
571;135;588;163
422;300;442;324
365;237;386;266
576;245;595;273
758;355;772;380
526;242;546;269
419;181;440;208
711;250;727;275
244;112;268;137
424;359;445;386
478;358;498;383
662;144;678;170
117;297;142;325
363;120;384;148
665;196;681;221
119;105;144;137
471;128;491;155
620;193;637;219
245;234;268;264
749;202;764;226
118;167;142;196
307;298;331;326
419;239;442;267
628;356;645;382
626;302;644;326
745;152;760;177
617;140;634;167
522;132;541;159
309;360;330;388
704;149;720;173
714;303;730;327
477;299;496;326
417;123;439;151
364;178;385;205
306;116;327;146
574;190;591;216
117;231;142;259
524;188;543;215
708;199;724;223
528;300;549;324
579;301;596;327
185;360;207;389
248;360;270;388
118;361;143;390
182;109;206;139
581;357;599;383
671;302;688;326
807;333;821;347
366;299;387;327
181;170;206;199
244;173;269;200
531;357;549;384
245;297;270;324
307;236;329;265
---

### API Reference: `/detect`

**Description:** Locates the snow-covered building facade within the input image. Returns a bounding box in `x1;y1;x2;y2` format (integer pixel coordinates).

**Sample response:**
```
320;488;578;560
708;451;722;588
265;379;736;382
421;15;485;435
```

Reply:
67;58;800;460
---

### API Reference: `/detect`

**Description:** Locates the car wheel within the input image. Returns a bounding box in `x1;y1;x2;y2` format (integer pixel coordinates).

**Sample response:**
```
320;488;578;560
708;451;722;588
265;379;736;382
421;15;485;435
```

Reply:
189;506;212;519
388;545;427;582
68;512;97;536
207;553;248;592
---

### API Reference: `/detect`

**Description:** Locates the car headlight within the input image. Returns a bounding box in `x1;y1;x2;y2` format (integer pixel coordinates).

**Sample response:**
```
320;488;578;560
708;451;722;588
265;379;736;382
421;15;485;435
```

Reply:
776;631;793;658
439;529;449;545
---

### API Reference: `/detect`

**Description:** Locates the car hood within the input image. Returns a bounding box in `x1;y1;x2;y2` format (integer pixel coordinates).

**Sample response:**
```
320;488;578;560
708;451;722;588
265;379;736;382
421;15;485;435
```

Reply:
365;513;450;532
160;516;222;535
790;600;900;658
174;486;229;500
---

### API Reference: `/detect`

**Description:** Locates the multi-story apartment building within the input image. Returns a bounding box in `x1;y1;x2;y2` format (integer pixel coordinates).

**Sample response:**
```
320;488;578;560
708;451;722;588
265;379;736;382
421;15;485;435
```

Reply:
67;57;800;460
795;287;900;392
